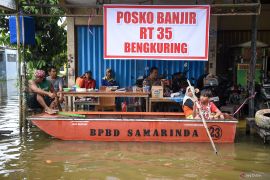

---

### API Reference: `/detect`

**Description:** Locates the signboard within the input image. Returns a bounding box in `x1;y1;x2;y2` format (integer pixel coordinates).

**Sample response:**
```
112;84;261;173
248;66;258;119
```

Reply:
103;5;210;60
0;0;16;11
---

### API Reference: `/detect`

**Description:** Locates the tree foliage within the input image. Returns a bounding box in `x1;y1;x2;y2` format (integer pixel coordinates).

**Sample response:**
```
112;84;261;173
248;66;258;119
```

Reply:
0;0;67;72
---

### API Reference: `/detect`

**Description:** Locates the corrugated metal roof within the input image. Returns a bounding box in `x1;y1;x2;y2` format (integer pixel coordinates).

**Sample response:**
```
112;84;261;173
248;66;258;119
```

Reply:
77;26;206;88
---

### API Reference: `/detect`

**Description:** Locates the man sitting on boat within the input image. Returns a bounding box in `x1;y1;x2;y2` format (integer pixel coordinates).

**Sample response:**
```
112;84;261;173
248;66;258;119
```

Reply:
28;70;57;114
47;66;64;103
193;89;224;120
102;68;117;86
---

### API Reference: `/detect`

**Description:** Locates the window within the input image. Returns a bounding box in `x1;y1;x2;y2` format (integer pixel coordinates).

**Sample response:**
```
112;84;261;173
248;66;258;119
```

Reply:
7;54;16;62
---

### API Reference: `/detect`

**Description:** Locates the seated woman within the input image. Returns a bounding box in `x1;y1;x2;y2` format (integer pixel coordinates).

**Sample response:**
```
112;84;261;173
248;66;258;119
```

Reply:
28;70;57;114
193;89;224;120
102;68;116;86
182;86;199;119
83;71;96;89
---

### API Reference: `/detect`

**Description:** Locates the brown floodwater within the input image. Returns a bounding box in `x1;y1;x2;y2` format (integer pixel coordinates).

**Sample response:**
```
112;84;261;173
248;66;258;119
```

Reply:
0;81;270;180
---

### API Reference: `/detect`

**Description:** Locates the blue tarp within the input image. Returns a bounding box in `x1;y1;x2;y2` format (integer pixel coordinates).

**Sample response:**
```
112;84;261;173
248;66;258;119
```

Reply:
9;16;35;45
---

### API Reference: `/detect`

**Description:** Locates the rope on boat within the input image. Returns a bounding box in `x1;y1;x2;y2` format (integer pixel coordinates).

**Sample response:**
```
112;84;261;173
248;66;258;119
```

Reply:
232;92;257;116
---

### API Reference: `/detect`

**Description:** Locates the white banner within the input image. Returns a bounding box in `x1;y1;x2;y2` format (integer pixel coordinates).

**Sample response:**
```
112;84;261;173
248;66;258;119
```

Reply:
103;5;210;61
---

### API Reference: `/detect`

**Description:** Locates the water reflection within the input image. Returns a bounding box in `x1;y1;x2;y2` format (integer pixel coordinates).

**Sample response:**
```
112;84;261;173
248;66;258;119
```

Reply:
0;80;20;178
0;80;270;179
2;137;269;179
0;80;19;134
2;139;237;179
0;80;18;98
0;81;7;106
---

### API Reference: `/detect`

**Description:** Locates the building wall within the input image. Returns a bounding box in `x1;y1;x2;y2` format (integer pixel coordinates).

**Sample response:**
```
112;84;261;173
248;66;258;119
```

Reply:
76;26;206;88
209;16;217;75
0;48;17;80
67;17;76;86
218;7;270;31
217;30;270;75
67;9;103;86
67;7;208;87
0;51;6;80
4;49;17;80
216;5;270;77
67;4;270;83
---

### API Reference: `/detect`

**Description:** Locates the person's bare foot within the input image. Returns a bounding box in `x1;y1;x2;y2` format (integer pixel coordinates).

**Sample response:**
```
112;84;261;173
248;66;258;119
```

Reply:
45;108;56;115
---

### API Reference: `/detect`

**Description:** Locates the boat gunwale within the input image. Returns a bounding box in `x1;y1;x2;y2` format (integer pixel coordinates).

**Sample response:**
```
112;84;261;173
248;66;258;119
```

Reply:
28;117;238;123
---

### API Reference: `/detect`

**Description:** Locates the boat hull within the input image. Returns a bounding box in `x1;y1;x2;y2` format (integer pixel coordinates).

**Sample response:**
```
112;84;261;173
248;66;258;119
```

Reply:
30;112;237;143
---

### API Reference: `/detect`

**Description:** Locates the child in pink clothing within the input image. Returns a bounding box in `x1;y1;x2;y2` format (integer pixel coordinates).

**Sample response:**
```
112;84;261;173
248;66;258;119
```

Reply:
193;89;224;120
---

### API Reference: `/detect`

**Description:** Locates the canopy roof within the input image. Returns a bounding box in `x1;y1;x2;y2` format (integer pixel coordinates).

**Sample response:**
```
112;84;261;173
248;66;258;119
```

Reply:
1;0;262;16
231;41;269;48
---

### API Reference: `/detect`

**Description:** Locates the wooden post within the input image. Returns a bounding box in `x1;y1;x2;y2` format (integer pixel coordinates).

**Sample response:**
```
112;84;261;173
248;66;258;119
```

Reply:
248;15;258;117
16;14;23;130
21;15;28;127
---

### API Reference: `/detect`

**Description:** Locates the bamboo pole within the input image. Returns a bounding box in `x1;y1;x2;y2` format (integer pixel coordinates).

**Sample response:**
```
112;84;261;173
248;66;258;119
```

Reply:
187;80;218;155
248;15;258;117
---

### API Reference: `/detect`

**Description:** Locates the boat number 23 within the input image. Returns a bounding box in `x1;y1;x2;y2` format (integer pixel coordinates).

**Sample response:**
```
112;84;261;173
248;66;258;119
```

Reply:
209;125;222;140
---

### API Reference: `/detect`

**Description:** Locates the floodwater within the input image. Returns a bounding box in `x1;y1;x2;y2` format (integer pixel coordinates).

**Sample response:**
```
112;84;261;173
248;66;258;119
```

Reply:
0;80;270;180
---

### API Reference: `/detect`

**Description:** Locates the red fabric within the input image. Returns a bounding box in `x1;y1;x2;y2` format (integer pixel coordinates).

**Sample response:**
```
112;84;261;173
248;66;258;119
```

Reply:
194;101;219;120
182;105;193;118
209;102;218;113
76;77;85;88
83;79;96;89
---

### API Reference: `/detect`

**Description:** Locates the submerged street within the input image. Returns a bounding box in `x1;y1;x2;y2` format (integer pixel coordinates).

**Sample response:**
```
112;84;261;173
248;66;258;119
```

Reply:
0;80;270;179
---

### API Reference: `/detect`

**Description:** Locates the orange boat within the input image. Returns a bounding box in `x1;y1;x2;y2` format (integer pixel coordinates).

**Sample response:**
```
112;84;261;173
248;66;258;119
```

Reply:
28;112;237;143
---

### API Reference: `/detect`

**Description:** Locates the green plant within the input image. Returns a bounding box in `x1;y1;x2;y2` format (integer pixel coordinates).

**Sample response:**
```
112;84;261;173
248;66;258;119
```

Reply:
0;0;67;78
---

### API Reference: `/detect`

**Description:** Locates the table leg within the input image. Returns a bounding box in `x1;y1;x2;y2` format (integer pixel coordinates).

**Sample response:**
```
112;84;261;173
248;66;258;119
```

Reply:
149;99;152;112
65;96;68;111
71;96;74;111
146;97;149;112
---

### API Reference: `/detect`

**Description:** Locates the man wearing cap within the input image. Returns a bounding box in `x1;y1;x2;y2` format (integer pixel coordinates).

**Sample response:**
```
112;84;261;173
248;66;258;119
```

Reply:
28;69;57;114
101;68;117;86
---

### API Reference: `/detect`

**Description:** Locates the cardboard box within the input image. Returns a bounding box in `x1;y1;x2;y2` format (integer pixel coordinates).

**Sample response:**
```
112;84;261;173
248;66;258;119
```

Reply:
151;86;163;98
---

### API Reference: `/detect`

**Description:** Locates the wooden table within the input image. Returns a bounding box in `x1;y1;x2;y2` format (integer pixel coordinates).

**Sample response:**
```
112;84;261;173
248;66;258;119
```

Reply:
63;91;150;112
149;97;183;112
